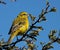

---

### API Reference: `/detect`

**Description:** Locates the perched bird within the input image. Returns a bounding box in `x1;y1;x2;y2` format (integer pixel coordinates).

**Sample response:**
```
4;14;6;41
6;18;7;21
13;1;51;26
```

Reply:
8;12;29;44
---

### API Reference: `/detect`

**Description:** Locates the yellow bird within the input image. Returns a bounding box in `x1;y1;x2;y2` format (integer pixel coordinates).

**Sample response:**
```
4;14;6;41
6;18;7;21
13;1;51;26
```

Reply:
8;12;29;44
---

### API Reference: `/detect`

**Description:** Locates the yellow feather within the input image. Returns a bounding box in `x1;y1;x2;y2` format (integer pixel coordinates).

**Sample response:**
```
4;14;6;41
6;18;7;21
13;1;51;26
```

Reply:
8;12;29;44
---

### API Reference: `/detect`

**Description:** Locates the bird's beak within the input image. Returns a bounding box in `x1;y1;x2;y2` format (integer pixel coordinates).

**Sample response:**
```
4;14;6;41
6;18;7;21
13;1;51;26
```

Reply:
28;14;30;16
28;14;29;16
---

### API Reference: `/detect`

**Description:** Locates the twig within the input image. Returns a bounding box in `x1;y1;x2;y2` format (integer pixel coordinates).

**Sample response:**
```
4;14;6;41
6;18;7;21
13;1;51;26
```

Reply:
10;2;51;46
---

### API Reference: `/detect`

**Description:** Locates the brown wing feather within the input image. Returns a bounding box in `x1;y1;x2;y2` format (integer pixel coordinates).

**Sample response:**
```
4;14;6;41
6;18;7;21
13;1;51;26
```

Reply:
8;17;20;35
8;24;13;34
8;22;25;35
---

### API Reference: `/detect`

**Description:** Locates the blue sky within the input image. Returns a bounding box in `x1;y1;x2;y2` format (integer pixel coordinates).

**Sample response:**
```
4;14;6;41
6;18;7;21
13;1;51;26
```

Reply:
0;0;60;50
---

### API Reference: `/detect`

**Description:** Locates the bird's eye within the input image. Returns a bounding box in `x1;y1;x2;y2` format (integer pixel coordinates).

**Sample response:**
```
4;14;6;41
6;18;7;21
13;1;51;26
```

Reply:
23;14;26;15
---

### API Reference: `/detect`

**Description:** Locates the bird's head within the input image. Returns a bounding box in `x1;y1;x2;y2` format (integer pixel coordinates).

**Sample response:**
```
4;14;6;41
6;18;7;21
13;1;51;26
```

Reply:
20;12;29;17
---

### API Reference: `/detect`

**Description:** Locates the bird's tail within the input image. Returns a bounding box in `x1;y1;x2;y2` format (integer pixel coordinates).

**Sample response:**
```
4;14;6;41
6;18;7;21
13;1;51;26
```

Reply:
7;32;18;44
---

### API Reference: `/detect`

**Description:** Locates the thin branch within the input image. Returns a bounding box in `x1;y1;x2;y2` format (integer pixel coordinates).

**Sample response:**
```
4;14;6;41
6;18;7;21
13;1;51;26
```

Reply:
10;2;51;46
0;1;6;5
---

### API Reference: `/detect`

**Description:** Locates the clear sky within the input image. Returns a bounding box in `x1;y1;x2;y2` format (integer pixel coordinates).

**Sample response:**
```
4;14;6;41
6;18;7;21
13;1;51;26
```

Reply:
0;0;60;50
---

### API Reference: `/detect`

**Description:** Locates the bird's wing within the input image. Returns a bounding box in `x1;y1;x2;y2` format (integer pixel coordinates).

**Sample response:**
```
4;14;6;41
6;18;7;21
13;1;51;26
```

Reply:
8;21;24;35
8;24;13;34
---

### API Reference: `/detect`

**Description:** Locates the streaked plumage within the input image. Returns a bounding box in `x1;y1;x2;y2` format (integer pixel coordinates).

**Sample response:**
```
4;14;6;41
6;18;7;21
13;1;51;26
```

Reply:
8;12;29;44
